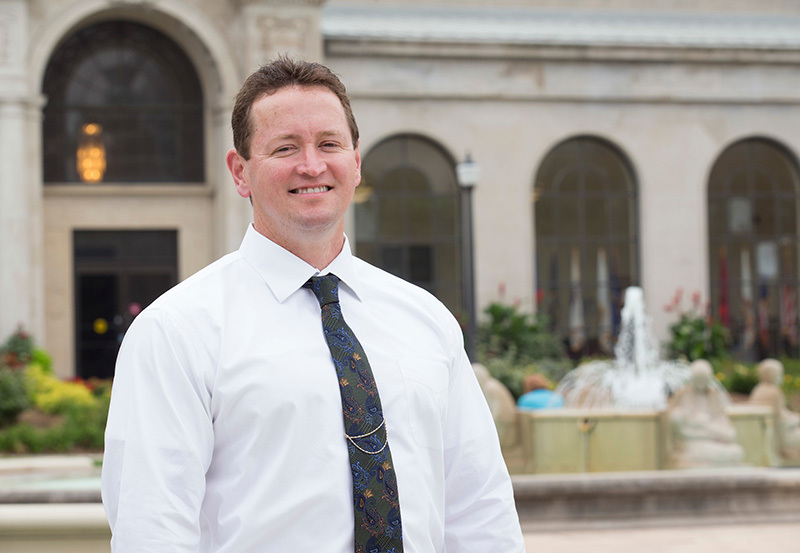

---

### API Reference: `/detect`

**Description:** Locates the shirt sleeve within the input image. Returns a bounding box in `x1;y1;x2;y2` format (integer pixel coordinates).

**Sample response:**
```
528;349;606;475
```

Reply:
442;338;526;552
101;307;214;552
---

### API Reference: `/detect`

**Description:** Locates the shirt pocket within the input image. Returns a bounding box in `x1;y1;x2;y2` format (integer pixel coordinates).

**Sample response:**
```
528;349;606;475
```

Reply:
397;358;449;451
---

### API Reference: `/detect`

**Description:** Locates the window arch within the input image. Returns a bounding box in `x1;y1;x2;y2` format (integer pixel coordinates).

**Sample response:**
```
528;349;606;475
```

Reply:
534;136;639;356
708;138;800;359
42;20;204;183
355;135;462;314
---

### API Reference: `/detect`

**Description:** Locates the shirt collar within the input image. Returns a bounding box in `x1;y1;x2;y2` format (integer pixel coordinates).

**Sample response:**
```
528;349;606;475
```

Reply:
238;224;364;303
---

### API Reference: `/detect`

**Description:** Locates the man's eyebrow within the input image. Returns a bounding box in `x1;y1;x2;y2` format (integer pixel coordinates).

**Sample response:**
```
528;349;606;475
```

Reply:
270;130;346;142
318;130;347;139
271;133;301;142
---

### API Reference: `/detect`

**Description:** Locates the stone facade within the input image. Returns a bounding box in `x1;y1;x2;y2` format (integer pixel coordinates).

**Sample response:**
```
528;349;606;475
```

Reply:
1;0;799;376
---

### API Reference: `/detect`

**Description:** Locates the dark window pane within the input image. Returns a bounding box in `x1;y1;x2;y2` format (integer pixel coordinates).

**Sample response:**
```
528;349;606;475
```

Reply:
707;138;800;359
534;136;639;356
357;135;462;316
43;21;204;183
409;246;433;283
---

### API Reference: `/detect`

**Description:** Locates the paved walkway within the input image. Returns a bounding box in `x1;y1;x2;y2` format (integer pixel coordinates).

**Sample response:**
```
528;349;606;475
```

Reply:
524;521;799;552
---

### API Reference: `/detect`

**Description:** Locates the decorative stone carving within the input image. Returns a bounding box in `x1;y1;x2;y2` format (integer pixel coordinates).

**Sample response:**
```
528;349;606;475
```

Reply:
255;14;317;61
750;358;800;463
668;359;744;469
235;0;325;6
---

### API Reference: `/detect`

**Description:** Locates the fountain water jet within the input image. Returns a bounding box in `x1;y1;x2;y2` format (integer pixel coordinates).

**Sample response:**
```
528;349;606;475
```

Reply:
555;287;694;410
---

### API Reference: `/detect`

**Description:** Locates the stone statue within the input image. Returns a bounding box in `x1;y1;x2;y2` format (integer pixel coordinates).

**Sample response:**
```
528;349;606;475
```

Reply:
472;363;519;449
668;359;744;469
749;358;800;463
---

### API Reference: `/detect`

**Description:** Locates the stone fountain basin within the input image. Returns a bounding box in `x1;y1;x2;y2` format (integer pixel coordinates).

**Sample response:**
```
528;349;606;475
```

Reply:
504;404;776;475
0;455;108;553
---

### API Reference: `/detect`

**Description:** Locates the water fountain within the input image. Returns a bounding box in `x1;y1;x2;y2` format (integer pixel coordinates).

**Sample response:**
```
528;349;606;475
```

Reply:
555;287;692;410
501;287;775;474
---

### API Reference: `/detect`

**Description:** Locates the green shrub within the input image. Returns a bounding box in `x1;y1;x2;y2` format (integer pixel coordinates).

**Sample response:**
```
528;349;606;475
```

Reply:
24;364;96;414
478;301;571;399
31;348;53;374
0;398;109;454
664;289;730;361
0;367;30;427
0;326;34;369
718;361;759;395
479;302;566;364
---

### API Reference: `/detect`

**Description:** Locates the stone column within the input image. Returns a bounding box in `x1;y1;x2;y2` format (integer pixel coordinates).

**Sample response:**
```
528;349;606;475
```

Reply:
0;1;43;342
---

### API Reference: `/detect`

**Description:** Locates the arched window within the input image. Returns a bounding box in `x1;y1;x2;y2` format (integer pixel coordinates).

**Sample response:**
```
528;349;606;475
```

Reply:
708;138;800;359
534;136;639;356
356;135;462;314
42;20;204;183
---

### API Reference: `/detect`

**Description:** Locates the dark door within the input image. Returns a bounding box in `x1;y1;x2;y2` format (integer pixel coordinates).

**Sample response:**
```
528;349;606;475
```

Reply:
74;230;178;379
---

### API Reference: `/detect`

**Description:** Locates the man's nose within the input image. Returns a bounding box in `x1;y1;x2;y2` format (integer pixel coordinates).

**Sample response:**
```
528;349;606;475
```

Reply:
296;148;326;177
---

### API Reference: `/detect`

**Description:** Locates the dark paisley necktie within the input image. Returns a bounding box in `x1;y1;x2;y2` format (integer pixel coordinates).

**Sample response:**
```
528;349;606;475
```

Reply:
305;274;403;553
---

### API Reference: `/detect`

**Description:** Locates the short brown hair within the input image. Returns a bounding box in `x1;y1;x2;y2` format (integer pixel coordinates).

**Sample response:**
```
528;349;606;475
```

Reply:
231;56;359;159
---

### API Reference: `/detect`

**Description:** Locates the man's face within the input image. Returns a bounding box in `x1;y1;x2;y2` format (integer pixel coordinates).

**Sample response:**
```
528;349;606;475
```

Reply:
227;85;361;247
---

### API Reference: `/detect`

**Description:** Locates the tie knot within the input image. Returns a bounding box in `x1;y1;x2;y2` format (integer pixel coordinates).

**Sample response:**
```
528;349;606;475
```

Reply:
305;274;340;306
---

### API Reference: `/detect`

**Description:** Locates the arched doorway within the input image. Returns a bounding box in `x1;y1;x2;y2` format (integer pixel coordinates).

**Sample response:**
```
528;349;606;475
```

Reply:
41;20;206;377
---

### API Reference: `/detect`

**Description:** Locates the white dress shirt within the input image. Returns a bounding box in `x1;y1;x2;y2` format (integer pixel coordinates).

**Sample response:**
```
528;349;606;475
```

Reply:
101;224;525;553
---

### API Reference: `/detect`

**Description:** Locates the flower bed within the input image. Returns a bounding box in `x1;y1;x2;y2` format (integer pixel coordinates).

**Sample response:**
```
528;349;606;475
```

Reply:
0;328;109;454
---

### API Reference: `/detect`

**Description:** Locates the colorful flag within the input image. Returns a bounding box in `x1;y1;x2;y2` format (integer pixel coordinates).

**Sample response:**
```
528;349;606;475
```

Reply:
568;246;585;353
741;247;755;350
596;247;613;353
781;282;798;347
609;248;622;336
719;247;730;327
758;280;770;351
548;248;559;328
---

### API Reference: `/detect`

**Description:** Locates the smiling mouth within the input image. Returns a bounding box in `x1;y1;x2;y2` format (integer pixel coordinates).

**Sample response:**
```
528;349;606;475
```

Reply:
291;186;330;195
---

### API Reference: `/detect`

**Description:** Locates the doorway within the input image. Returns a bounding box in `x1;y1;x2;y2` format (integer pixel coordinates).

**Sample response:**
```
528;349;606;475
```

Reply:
74;230;178;379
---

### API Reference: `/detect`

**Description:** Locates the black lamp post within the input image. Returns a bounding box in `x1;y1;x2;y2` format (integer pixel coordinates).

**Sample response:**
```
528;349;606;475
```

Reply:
456;154;480;362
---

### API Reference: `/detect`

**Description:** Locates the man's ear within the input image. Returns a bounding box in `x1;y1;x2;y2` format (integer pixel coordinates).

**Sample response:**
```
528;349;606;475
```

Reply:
226;149;251;198
354;140;362;186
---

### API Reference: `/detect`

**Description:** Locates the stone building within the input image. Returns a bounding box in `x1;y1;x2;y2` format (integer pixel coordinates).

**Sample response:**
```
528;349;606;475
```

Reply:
1;0;799;378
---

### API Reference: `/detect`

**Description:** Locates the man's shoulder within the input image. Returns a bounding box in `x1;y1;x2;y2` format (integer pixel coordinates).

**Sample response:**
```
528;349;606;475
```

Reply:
146;251;245;315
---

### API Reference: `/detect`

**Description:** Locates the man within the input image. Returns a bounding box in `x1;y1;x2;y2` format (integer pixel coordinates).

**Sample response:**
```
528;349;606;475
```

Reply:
101;57;525;553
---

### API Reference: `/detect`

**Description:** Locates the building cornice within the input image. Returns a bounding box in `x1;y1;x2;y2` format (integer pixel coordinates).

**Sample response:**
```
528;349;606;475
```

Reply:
236;0;326;7
323;5;800;63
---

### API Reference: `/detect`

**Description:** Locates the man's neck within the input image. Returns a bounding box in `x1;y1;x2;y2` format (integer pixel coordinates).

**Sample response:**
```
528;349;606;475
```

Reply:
253;223;345;270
